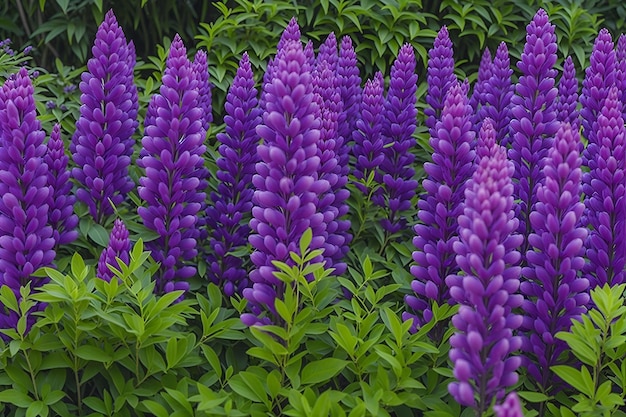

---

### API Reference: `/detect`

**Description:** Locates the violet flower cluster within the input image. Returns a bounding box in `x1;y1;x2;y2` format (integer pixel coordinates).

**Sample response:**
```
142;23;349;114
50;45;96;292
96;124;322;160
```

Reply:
243;40;329;326
192;49;212;130
137;34;206;295
468;48;492;123
425;26;456;135
582;86;626;287
97;219;131;282
0;68;55;328
206;52;262;296
337;36;362;146
405;81;475;333
494;392;524;417
71;10;138;224
375;43;418;234
352;72;385;194
446;137;523;414
521;123;589;391
478;42;513;144
45;123;78;247
508;8;559;258
312;34;351;276
556;56;580;132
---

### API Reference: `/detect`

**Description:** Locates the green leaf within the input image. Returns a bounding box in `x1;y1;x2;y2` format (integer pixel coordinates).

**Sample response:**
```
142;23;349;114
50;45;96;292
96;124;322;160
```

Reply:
55;0;70;13
142;400;170;417
75;345;112;363
26;401;45;417
517;391;551;403
0;389;34;407
299;228;312;257
88;223;110;247
301;358;348;385
551;365;593;396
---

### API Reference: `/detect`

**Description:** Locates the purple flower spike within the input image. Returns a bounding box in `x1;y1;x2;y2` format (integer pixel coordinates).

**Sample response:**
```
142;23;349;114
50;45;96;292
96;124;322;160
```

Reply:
317;32;338;71
0;68;55;302
304;40;315;68
405;81;475;334
425;26;456;136
137;34;207;295
475;118;497;161
206;52;262;296
97;219;131;282
508;9;559;259
352;73;385;194
375;43;419;234
45;123;78;247
312;56;351;276
277;17;301;52
446;139;523;413
469;47;492;120
479;42;513;144
616;34;626;114
495;392;524;417
556;56;580;133
244;40;330;326
582;86;626;288
192;49;213;130
521;122;589;391
580;28;616;155
71;10;138;224
337;36;362;147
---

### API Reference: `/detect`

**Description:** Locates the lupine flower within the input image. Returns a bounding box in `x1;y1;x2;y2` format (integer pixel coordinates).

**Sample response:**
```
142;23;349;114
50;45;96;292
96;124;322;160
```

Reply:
582;86;626;287
192;49;212;130
494;392;524;417
243;40;329;327
71;10;138;224
352;73;385;194
23;46;32;55
312;56;351;276
468;47;492;120
46;100;56;110
616;34;626;113
556;56;580;133
206;52;262;296
137;34;206;295
425;26;456;136
405;81;475;334
45;123;78;247
0;68;55;329
317;32;338;71
479;42;513;144
304;40;315;68
97;219;131;281
475;118;497;161
508;9;559;259
580;28;616;155
521;122;589;391
446;138;523;414
375;43;418;234
337;36;361;147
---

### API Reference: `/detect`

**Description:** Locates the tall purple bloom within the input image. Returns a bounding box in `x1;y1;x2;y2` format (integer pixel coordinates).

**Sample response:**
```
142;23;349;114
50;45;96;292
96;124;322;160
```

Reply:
494;393;524;417
352;73;384;194
521;123;589;391
71;10;138;224
45;123;78;247
97;219;131;282
616;34;626;115
580;28;616;155
206;53;262;297
405;81;475;333
556;56;580;133
276;17;301;52
192;49;212;130
317;32;338;71
337;36;361;147
446;139;523;414
479;42;513;144
0;68;55;330
137;34;206;295
475;118;497;161
508;9;559;258
375;43;418;234
469;47;492;121
582;86;626;287
425;26;456;136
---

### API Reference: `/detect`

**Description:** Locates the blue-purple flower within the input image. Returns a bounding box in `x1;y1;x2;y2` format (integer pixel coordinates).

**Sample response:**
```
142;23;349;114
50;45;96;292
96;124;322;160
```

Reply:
556;56;580;133
337;36;362;147
137;34;206;295
206;52;262;296
478;42;513;144
97;219;131;282
71;10;138;224
446;138;523;413
425;26;456;136
45;123;78;247
243;40;329;326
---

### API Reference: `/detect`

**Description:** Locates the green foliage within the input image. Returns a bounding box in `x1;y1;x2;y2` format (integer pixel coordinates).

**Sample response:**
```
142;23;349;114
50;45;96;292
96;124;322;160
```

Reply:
550;284;626;417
